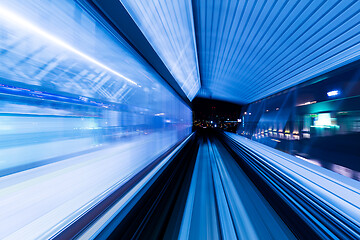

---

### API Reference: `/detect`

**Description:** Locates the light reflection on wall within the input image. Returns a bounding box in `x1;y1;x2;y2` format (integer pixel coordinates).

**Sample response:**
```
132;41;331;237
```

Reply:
0;1;191;238
0;0;192;172
120;0;201;100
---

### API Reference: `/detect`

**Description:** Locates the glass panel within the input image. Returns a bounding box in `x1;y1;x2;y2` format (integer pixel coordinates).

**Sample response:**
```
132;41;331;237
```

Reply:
0;1;192;238
238;63;360;180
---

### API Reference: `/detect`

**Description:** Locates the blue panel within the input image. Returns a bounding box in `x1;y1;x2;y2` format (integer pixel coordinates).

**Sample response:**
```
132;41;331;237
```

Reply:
0;1;192;238
120;0;201;100
194;0;360;104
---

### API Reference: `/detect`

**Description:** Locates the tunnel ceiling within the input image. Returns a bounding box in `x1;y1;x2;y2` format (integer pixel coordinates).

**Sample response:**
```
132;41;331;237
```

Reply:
97;0;360;105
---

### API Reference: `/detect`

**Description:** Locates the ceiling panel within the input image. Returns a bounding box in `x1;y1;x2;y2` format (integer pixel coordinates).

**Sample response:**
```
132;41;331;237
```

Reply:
194;0;360;104
120;0;201;100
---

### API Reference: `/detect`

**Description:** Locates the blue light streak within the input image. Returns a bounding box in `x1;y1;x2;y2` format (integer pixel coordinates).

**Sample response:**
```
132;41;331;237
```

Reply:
0;1;192;238
120;0;201;100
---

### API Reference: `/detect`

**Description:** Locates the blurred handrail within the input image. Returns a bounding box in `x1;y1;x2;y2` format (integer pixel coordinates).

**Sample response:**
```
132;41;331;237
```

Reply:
223;132;360;239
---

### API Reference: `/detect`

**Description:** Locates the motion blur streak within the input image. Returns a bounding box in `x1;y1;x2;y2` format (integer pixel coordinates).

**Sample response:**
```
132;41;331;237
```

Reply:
0;5;138;86
120;0;201;100
224;132;360;239
179;136;295;239
0;0;191;239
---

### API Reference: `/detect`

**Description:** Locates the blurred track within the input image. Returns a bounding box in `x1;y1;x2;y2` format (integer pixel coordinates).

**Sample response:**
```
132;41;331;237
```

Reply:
5;130;358;239
178;135;295;239
101;130;360;239
222;131;360;239
102;132;297;239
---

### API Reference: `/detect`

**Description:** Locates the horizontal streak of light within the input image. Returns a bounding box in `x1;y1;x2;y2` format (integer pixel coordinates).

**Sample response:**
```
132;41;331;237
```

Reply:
78;133;194;239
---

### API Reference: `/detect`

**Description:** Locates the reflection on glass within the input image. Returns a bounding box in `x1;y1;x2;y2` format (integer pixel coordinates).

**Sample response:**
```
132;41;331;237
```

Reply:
0;0;192;238
238;63;360;180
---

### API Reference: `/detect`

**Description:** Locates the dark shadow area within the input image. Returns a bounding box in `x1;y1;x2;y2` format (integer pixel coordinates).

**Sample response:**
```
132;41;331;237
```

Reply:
192;97;242;133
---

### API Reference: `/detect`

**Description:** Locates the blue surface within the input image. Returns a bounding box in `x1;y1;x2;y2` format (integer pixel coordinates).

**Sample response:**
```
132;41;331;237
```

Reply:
194;0;360;103
0;0;192;173
179;137;295;239
120;0;201;100
0;1;192;237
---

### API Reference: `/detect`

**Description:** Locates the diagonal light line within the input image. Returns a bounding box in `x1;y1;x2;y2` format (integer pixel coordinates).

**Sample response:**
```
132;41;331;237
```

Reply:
0;5;140;87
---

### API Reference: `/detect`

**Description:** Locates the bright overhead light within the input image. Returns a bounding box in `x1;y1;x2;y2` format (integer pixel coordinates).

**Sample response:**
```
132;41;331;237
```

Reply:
0;5;139;87
327;90;340;97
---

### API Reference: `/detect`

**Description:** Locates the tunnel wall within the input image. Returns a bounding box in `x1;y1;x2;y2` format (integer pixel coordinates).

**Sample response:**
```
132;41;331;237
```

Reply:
0;0;192;175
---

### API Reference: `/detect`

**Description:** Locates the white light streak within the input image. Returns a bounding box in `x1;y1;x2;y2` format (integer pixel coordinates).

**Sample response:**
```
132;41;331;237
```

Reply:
297;101;317;107
0;6;139;86
327;90;340;97
120;0;200;100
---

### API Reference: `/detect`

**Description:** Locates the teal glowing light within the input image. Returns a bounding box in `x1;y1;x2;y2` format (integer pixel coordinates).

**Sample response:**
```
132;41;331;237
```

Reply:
315;113;331;126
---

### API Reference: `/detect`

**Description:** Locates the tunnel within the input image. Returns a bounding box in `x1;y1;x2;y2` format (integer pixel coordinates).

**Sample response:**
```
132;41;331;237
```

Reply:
0;1;360;239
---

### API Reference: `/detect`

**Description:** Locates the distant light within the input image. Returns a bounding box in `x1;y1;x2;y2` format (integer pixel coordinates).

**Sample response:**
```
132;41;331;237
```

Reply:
248;112;252;115
303;133;311;138
297;101;317;107
210;121;213;124
314;113;331;126
244;112;247;115
214;124;217;127
237;119;241;122
276;108;279;111
327;90;340;97
266;109;269;112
